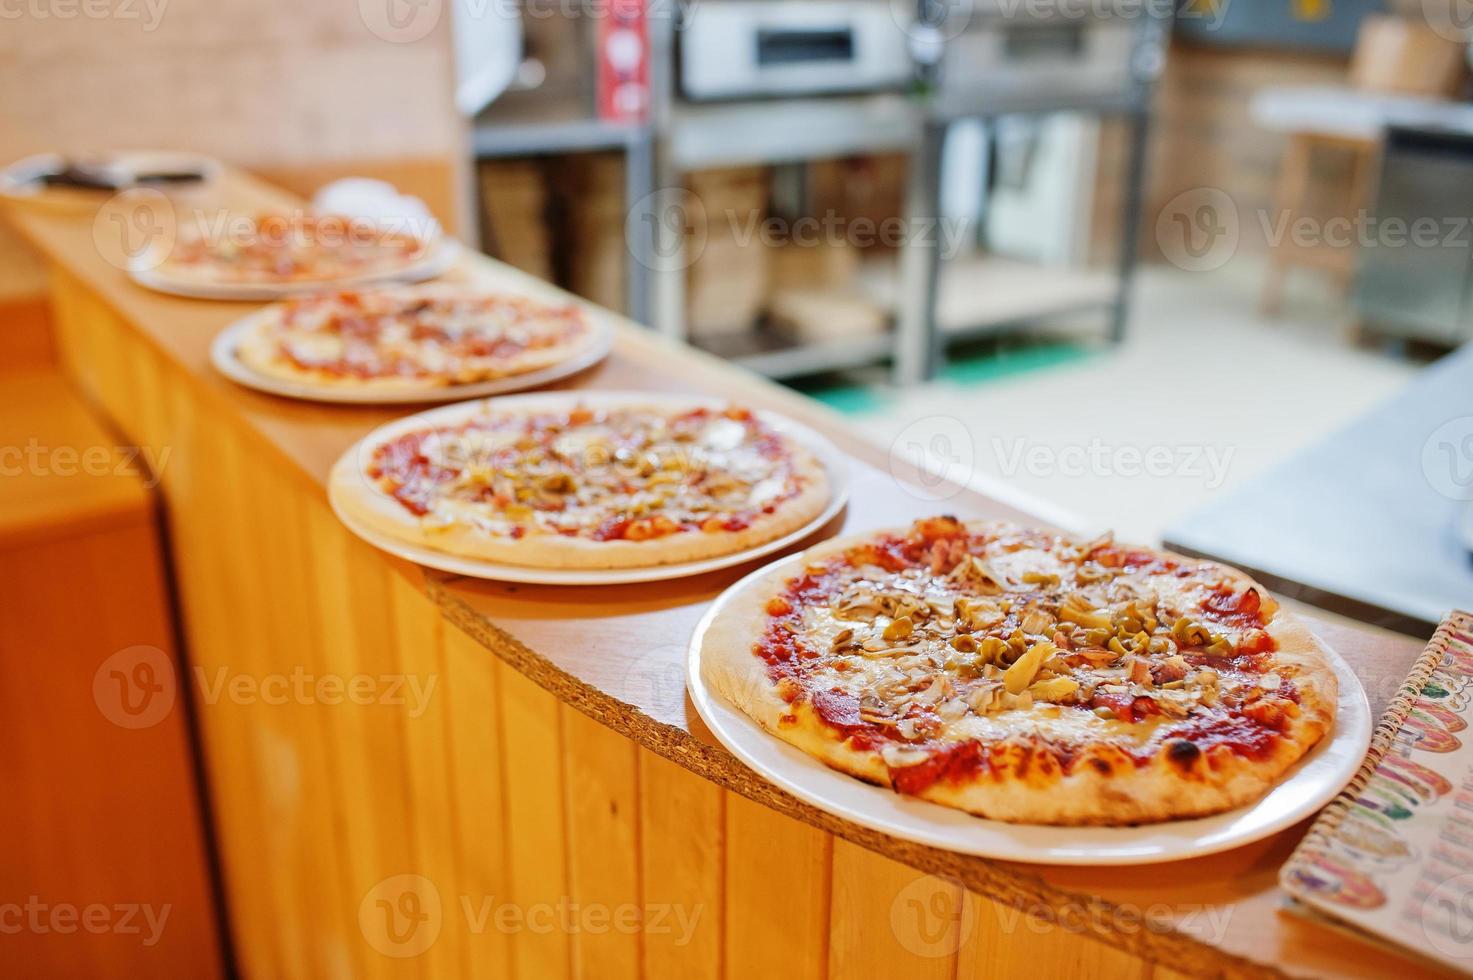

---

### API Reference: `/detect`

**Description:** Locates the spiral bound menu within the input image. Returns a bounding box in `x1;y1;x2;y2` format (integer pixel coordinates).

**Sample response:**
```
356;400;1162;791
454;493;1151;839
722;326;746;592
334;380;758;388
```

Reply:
1280;610;1473;975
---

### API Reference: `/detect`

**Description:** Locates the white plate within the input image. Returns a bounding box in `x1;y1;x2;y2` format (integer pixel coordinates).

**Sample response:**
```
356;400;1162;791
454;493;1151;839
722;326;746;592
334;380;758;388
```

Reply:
127;237;460;301
687;554;1373;866
328;391;851;586
209;302;613;405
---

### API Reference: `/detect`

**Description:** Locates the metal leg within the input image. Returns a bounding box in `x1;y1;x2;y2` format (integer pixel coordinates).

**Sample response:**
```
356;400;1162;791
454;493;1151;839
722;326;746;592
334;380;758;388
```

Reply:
623;130;656;327
1110;107;1150;344
894;119;947;385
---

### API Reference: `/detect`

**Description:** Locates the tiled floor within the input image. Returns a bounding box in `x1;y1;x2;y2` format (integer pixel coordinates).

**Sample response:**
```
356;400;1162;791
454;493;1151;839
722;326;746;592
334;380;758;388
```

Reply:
805;260;1422;545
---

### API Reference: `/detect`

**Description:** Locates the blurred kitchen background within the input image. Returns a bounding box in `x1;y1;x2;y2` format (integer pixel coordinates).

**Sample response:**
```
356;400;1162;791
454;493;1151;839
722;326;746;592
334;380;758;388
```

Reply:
3;0;1471;632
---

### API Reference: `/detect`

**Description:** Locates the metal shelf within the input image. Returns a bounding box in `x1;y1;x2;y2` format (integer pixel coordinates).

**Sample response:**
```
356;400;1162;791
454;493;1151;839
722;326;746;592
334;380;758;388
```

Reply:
691;328;894;380
666;93;920;173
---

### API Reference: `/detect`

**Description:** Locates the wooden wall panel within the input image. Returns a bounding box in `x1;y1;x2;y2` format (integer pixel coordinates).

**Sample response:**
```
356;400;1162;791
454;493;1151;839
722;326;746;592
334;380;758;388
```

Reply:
265;487;355;980
388;572;465;980
562;706;643;980
188;418;295;979
0;519;223;978
828;840;958;980
305;503;419;980
724;792;831;980
440;622;516;980
0;294;54;370
0;359;222;978
638;750;723;980
496;661;573;980
958;890;1152;980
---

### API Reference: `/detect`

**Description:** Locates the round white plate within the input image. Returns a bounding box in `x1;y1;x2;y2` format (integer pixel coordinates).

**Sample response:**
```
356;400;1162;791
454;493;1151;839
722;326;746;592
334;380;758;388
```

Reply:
127;237;459;301
687;555;1372;866
209;303;613;405
328;391;851;586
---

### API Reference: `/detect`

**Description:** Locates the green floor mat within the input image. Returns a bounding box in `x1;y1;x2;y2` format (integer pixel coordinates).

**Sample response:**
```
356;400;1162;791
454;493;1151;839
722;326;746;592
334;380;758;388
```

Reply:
789;339;1098;416
941;339;1097;385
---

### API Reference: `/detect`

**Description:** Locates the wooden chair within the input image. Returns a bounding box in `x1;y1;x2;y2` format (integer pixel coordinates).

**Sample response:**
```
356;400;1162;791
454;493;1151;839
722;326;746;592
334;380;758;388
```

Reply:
1259;15;1467;315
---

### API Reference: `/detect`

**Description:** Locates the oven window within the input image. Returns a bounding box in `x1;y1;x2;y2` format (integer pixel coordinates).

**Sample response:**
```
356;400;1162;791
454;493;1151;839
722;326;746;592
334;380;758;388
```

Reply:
756;28;856;66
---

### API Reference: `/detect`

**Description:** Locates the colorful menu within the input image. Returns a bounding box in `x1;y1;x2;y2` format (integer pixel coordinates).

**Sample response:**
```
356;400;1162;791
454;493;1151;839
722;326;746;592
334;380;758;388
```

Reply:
1281;610;1473;975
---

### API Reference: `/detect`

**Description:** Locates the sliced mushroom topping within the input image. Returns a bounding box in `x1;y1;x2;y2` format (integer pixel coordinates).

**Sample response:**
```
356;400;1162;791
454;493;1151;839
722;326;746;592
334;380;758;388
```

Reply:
880;744;931;767
1003;641;1057;694
937;698;969;721
965;682;1002;713
1057;594;1112;630
955;597;1004;631
1027;677;1080;703
910;677;949;706
949;556;1005;593
1019;605;1057;636
883;616;914;642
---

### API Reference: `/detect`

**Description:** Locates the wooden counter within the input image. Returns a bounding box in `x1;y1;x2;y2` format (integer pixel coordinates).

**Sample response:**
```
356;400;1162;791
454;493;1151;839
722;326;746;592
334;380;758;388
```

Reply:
3;171;1446;980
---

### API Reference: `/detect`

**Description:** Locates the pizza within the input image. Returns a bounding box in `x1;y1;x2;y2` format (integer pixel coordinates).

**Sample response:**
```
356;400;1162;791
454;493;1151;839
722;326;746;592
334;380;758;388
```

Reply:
330;399;832;569
151;212;437;289
232;285;600;393
700;516;1338;825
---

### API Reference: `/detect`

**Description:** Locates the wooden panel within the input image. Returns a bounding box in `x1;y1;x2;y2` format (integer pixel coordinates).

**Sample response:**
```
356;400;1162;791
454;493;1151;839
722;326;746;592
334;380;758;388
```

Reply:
388;572;463;979
0;293;53;371
0;519;223;979
495;661;573;980
191;420;296;979
958;890;1151;980
561;706;642;980
0;358;221;976
305;499;418;980
725;792;830;980
441;623;516;979
259;482;355;979
0;367;148;549
828;840;957;980
639;750;723;980
0;225;47;301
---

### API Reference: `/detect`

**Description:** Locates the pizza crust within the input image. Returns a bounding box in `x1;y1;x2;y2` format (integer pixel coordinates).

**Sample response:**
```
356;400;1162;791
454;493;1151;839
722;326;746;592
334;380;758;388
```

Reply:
699;523;1338;826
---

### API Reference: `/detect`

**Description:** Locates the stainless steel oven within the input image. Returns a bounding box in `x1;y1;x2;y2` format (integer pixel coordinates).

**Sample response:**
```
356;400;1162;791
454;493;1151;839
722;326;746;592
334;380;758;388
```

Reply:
678;1;914;101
